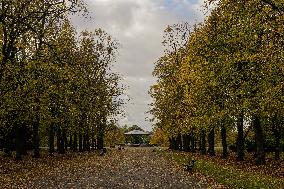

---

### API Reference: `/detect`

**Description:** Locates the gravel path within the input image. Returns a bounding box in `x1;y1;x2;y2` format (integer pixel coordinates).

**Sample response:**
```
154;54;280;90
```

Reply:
25;148;208;189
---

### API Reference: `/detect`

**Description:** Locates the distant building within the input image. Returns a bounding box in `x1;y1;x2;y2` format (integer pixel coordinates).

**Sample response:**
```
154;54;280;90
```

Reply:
124;129;151;146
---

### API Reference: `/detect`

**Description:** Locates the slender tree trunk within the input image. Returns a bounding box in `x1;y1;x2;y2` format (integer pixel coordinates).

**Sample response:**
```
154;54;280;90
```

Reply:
177;134;182;151
79;133;83;152
3;131;12;157
201;130;206;155
183;134;190;152
69;134;73;151
169;137;174;149
236;112;245;161
173;137;179;150
190;133;195;152
33;121;40;158
91;133;95;150
272;115;280;160
57;126;61;152
21;125;28;156
221;126;228;159
73;133;78;151
83;133;88;151
208;128;215;156
253;116;265;165
63;128;67;151
59;128;66;154
48;124;55;155
86;132;90;151
15;125;23;160
97;133;104;150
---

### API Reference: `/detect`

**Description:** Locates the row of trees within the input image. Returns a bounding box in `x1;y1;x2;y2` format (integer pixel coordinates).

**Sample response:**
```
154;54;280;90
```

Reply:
150;0;284;165
0;0;125;160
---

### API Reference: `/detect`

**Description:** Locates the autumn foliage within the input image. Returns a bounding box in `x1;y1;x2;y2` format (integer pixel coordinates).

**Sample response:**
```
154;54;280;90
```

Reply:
0;0;125;160
150;0;284;165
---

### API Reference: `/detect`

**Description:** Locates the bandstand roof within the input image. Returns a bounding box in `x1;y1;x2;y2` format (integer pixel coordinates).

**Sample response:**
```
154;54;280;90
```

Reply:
124;130;150;135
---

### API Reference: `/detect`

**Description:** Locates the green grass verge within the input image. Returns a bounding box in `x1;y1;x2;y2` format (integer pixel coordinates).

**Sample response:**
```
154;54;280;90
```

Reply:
165;152;284;189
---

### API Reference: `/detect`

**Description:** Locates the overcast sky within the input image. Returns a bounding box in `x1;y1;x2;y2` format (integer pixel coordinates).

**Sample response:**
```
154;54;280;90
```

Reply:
72;0;206;131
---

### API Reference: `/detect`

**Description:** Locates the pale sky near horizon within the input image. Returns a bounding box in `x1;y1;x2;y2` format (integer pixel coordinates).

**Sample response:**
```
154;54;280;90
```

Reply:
72;0;206;131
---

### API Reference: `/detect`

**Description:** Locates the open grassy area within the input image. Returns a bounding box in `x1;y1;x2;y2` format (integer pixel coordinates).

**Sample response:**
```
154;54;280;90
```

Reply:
164;150;284;189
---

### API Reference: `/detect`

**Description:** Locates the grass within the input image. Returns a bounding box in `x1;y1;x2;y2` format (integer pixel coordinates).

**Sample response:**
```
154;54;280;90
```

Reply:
164;151;284;189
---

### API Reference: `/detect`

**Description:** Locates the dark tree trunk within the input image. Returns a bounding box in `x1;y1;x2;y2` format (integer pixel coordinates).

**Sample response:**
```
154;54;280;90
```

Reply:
208;128;215;156
73;133;78;151
48;124;55;155
15;125;23;160
177;134;182;150
86;132;90;151
97;133;104;150
190;133;195;152
253;116;265;165
91;133;95;150
3;131;12;157
200;130;206;155
173;137;179;150
83;133;88;151
69;134;73;151
182;134;190;152
221;126;228;159
57;126;64;154
169;137;174;149
57;127;61;152
21;125;28;156
272;115;280;160
79;133;83;152
32;121;40;158
237;112;245;161
62;128;67;151
60;128;66;154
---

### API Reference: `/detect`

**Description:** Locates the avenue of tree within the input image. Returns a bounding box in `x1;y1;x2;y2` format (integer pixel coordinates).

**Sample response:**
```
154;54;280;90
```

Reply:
150;0;284;165
0;0;125;160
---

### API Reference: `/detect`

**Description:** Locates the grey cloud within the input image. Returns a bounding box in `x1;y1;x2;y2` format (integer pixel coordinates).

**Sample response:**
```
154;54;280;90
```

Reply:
72;0;205;131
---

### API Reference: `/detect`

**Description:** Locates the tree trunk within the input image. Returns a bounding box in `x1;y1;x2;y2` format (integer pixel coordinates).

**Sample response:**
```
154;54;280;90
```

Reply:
237;112;245;161
208;128;215;156
56;126;63;153
86;132;90;151
97;133;104;150
91;133;95;150
221;126;228;159
15;125;23;160
177;134;182;151
253;116;265;165
183;134;190;152
169;137;174;149
33;121;40;158
60;128;66;154
21;125;28;156
3;131;12;157
79;133;83;152
69;134;73;151
63;128;67;151
73;133;78;151
48;124;55;155
200;130;206;155
272;115;280;160
173;137;179;150
190;133;195;152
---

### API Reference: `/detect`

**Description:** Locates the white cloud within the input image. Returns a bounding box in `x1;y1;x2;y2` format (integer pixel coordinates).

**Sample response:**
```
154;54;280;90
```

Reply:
72;0;205;131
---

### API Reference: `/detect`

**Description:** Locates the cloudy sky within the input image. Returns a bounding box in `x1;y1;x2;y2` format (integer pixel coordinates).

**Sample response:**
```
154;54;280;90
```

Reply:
72;0;206;131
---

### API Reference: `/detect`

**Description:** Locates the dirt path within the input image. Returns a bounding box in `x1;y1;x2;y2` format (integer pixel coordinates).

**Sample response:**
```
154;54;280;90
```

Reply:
5;148;208;189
